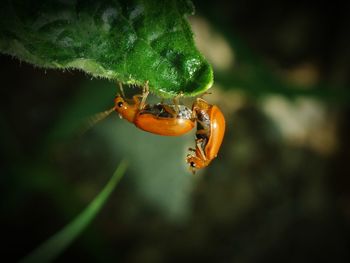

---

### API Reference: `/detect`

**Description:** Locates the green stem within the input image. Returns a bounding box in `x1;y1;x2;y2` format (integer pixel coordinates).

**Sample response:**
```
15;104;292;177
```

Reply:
20;160;128;263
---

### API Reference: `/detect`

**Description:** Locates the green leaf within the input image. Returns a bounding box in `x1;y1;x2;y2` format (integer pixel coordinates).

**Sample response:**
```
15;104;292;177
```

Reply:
0;0;213;97
20;160;128;263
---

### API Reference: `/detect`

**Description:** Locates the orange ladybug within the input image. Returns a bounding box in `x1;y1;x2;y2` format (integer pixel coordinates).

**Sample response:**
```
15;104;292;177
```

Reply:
186;98;226;172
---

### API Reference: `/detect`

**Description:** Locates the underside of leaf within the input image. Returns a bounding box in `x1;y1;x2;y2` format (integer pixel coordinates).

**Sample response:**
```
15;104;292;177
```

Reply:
0;0;213;97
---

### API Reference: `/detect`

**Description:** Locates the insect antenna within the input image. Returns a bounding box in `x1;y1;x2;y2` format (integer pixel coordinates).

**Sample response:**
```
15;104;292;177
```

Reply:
78;106;115;136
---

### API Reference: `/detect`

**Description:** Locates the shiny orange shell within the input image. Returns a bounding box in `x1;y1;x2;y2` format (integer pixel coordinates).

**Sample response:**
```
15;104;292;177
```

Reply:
203;105;226;160
188;103;226;170
134;113;195;136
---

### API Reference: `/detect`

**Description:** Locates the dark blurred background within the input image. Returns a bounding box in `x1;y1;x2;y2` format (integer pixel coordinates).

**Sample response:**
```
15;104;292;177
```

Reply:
1;0;350;262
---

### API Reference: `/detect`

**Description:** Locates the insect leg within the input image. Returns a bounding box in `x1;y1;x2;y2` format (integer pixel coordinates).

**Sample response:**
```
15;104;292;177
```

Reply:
139;81;150;110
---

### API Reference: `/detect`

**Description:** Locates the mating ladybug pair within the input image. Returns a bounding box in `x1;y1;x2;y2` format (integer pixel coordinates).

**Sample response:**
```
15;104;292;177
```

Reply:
114;83;226;173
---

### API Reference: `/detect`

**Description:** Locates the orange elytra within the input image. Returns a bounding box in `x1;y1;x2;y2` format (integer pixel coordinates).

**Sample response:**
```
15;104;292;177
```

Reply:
114;83;195;136
186;98;226;172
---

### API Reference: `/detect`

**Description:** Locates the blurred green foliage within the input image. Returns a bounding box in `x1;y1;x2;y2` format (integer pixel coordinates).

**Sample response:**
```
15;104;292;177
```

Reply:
21;160;127;263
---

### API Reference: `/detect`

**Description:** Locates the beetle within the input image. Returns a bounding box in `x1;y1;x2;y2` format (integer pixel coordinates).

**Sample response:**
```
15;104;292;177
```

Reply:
114;85;195;136
186;98;226;172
